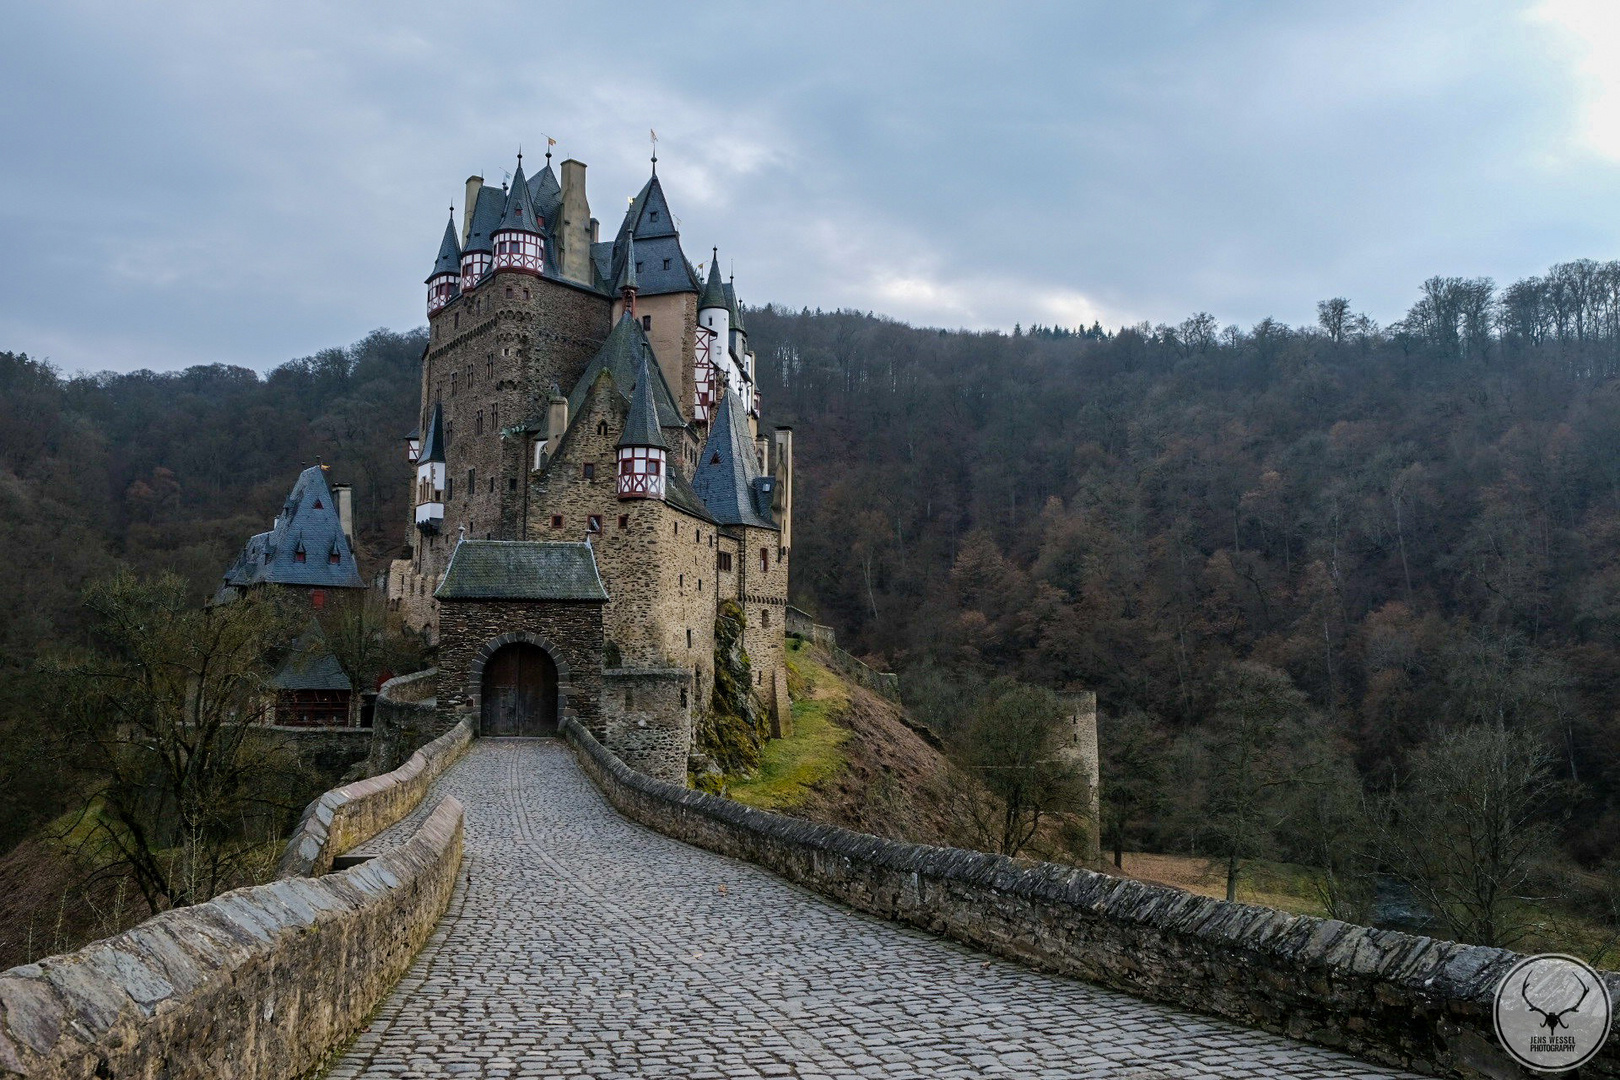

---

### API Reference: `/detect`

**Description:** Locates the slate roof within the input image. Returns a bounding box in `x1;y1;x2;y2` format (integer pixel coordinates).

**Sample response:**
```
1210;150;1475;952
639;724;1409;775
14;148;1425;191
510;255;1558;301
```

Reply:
220;466;365;590
463;183;505;254
497;162;542;233
435;540;608;601
272;621;353;692
428;213;461;281
596;172;698;297
617;347;668;450
699;256;728;310
566;312;686;431
724;281;746;333
692;390;776;530
616;234;638;293
528;161;562;223
421;401;446;464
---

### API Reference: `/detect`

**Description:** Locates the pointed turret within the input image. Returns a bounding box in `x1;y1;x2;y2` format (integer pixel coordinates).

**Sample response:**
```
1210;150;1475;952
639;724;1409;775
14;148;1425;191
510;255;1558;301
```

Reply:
426;211;462;314
460;182;502;289
616;233;638;312
695;250;733;423
699;253;728;310
617;347;668;500
415;402;446;532
491;156;546;277
692;389;775;529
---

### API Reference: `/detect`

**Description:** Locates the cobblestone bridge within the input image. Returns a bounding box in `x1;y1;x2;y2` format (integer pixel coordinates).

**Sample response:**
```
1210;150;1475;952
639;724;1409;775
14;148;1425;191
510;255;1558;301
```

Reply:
329;740;1417;1079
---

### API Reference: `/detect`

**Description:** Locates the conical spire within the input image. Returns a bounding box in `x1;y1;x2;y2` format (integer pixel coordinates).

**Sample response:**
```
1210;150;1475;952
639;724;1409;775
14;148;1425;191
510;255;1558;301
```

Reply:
692;388;773;528
699;250;728;309
497;160;542;233
426;210;461;282
617;346;668;450
421;401;447;464
616;233;638;294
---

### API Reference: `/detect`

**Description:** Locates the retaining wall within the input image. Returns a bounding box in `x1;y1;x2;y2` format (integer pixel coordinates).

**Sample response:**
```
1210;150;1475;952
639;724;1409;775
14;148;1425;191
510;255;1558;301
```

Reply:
562;716;1620;1080
277;718;472;878
0;796;463;1080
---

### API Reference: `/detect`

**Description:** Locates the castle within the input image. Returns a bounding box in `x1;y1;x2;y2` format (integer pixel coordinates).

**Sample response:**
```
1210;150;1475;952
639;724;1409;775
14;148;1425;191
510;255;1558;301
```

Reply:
384;146;795;780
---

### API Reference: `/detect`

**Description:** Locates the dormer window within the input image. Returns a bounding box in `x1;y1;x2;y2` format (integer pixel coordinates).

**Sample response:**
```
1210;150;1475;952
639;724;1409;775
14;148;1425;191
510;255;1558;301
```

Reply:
636;261;644;273
329;551;340;565
294;549;306;564
650;210;658;221
313;499;323;509
663;258;670;270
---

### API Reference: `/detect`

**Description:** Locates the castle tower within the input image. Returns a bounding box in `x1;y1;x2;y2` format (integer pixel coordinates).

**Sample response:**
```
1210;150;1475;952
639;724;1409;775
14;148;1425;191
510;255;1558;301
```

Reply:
460;182;498;289
617;347;668;500
696;252;729;424
491;157;544;276
415;401;446;533
426;211;461;315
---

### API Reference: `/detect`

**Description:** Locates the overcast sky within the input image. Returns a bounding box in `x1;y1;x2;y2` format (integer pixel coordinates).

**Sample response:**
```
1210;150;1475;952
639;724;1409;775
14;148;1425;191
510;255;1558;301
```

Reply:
3;1;1619;374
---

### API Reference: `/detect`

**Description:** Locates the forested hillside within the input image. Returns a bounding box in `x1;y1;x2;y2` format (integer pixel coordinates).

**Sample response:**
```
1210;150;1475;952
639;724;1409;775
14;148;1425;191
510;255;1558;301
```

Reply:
0;330;423;848
4;260;1620;909
748;267;1620;872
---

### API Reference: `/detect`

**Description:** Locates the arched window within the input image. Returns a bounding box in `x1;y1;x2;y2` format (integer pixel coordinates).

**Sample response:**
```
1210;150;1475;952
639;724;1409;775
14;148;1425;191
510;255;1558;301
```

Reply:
597;420;609;437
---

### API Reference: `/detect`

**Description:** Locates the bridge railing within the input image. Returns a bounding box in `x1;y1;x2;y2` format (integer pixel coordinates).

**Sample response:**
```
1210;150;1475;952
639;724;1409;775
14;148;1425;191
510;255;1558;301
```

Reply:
561;715;1620;1080
277;714;470;878
0;797;464;1080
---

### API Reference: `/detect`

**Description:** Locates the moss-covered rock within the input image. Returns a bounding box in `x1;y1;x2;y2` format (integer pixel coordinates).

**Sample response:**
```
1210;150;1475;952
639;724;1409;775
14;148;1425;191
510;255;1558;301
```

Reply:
694;600;766;775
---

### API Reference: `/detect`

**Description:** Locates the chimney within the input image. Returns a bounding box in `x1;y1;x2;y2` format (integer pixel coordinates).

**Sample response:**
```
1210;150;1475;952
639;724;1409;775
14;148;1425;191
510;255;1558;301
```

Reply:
772;427;793;552
545;390;569;460
332;483;355;545
462;175;483;246
558;159;592;284
589;217;599;244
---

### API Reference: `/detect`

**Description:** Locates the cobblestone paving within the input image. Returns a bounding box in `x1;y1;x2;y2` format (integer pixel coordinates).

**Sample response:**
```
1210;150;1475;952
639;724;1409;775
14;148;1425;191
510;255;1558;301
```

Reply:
328;740;1418;1079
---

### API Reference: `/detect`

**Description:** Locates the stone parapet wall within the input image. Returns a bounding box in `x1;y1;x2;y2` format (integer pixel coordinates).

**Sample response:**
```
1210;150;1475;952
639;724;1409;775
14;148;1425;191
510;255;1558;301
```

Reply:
784;606;899;701
277;718;471;878
0;796;464;1080
562;716;1620;1079
366;668;443;775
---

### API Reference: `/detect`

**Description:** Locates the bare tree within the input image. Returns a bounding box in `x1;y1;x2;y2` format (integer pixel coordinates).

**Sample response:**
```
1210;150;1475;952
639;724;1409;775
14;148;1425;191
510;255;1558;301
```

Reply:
1100;707;1167;869
49;573;309;913
1203;662;1315;902
961;679;1088;857
1378;724;1559;948
1317;298;1352;344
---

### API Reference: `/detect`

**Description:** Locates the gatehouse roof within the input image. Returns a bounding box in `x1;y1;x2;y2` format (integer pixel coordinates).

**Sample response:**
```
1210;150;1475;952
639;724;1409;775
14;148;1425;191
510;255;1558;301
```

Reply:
435;541;608;602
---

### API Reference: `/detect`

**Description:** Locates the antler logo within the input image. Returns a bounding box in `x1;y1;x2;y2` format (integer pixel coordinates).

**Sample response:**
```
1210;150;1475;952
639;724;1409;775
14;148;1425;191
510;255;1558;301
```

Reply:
1523;972;1590;1032
1494;954;1611;1073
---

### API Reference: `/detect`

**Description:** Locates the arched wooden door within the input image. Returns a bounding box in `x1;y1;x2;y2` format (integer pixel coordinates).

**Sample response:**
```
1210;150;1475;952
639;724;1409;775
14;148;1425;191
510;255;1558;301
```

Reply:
480;643;559;736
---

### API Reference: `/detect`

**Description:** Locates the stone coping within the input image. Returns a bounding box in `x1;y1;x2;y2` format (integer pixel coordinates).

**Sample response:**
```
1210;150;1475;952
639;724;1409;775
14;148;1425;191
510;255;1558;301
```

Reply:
0;796;463;1080
276;718;472;878
561;716;1620;1079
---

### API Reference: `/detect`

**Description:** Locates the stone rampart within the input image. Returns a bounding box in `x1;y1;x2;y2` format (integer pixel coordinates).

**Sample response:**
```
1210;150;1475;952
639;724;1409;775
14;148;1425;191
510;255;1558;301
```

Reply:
277;718;471;878
562;716;1620;1079
365;668;442;775
0;796;463;1080
784;606;899;700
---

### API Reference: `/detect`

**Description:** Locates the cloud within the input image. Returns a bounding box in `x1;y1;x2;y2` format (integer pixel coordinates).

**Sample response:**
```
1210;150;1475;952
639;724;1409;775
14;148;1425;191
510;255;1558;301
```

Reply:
2;3;1619;372
1531;0;1620;163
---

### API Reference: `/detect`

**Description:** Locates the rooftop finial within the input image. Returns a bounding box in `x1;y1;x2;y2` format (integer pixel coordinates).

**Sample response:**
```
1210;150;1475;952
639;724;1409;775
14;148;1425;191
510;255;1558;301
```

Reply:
517;145;523;167
650;127;658;174
545;135;555;164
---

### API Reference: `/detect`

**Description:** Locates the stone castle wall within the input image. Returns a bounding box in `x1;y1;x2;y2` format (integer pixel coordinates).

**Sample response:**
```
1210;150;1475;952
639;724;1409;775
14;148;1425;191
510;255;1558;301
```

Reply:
562;717;1619;1080
436;599;604;735
734;523;788;713
409;270;613;621
615;291;698;425
601;667;693;782
0;798;464;1080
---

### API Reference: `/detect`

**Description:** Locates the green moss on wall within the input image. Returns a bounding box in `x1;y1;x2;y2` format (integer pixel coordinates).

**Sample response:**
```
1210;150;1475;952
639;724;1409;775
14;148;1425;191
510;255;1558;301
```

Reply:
695;600;766;775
